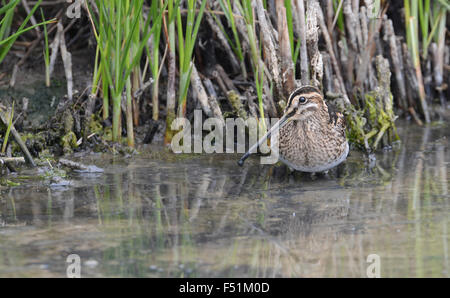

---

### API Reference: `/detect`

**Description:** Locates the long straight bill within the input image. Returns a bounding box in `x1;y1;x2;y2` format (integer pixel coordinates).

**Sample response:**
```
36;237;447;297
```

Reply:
238;114;290;166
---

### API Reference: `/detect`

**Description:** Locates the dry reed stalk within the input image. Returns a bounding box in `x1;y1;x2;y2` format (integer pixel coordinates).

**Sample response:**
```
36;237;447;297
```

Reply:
190;64;214;118
342;0;361;93
352;0;364;51
326;0;334;32
276;0;295;96
0;107;35;167
232;1;251;54
354;6;386;97
244;87;259;119
21;0;41;36
343;0;358;51
48;27;60;78
359;5;376;92
215;64;239;92
372;55;393;149
8;9;62;87
306;0;322;88
232;1;273;84
402;42;431;123
316;3;350;105
55;22;73;101
384;18;408;110
254;0;283;101
163;6;176;144
322;52;334;93
203;77;224;122
430;42;446;108
360;6;368;47
294;0;310;85
205;11;240;74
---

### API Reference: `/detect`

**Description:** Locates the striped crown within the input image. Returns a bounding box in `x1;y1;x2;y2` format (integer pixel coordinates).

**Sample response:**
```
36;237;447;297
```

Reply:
286;86;323;110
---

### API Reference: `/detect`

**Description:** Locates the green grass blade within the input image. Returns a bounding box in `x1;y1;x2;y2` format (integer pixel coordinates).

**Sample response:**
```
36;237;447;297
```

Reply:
0;0;19;16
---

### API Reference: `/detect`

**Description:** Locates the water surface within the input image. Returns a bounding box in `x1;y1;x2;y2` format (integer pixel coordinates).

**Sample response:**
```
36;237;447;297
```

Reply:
0;122;448;277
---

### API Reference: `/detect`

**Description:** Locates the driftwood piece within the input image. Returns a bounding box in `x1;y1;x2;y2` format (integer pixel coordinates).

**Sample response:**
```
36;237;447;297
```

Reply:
59;158;104;173
0;107;35;167
0;156;23;173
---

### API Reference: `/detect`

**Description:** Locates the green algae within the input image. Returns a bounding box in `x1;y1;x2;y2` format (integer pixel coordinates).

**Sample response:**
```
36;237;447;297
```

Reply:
227;90;248;120
343;56;400;152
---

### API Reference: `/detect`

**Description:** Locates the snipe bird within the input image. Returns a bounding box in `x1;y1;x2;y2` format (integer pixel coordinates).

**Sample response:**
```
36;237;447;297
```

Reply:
238;86;348;172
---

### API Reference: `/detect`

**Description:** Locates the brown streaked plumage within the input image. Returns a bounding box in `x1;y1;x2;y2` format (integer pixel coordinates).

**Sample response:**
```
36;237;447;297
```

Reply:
238;85;348;172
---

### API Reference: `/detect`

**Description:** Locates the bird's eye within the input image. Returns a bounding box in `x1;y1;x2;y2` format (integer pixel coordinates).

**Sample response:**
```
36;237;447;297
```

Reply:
299;97;307;104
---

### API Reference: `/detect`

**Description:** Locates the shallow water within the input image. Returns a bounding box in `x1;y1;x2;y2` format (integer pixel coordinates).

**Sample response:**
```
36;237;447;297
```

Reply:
0;121;448;277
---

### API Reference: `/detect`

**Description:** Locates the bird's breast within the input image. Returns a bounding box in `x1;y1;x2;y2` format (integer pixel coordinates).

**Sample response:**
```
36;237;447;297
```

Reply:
276;119;348;172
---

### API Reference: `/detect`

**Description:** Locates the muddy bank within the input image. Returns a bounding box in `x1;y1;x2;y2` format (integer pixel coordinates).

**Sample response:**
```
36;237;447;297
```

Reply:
0;63;166;169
